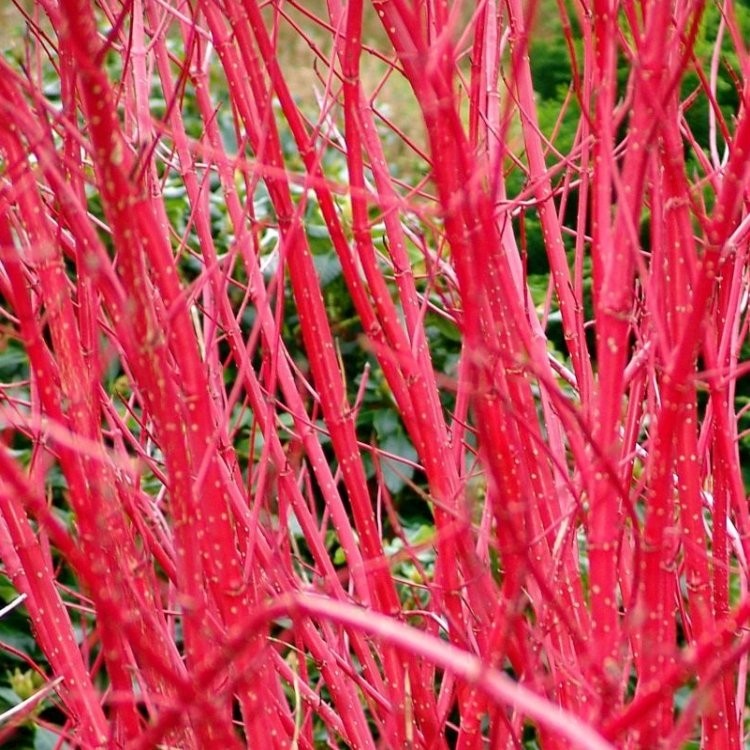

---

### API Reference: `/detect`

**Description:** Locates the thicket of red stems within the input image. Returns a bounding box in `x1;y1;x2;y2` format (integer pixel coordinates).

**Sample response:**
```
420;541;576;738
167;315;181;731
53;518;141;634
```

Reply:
0;0;749;747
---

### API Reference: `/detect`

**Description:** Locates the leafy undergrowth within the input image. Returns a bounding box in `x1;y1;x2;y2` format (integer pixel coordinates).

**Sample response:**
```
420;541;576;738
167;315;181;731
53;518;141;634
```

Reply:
0;0;750;748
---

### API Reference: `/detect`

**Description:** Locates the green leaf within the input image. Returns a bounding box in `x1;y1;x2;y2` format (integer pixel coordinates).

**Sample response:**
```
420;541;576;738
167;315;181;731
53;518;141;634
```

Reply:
313;252;343;286
0;686;21;707
35;727;64;750
405;524;434;546
0;575;19;602
0;622;38;658
379;432;417;495
0;344;29;379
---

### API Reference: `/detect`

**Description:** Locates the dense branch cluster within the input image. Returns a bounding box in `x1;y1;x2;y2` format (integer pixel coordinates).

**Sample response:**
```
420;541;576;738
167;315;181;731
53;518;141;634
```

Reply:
0;0;749;747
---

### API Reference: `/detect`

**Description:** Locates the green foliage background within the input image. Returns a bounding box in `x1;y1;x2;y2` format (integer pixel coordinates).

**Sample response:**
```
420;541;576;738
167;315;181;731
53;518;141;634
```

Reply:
1;1;750;746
